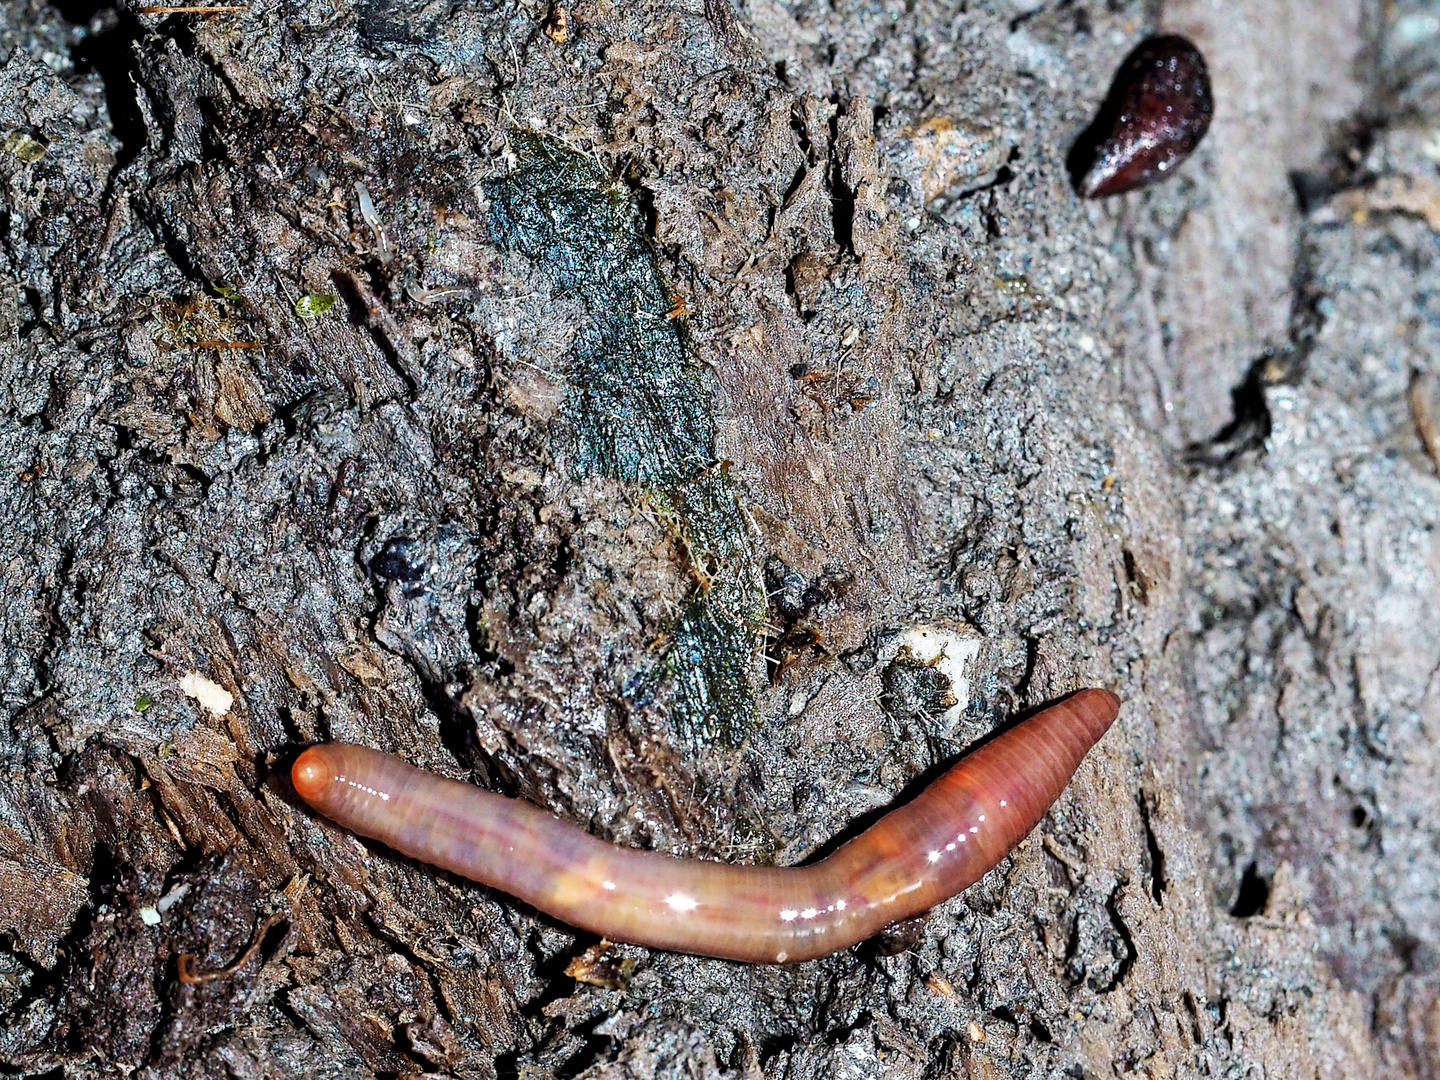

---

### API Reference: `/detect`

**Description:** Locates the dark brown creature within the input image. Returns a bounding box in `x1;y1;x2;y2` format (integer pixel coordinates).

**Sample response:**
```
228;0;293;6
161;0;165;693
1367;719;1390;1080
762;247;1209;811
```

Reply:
1070;35;1213;198
292;689;1120;963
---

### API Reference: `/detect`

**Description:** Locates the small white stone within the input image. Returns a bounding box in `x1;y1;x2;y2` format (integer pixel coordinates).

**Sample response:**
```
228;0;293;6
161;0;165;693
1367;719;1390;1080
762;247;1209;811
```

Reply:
1421;129;1440;164
156;883;190;913
178;673;234;717
897;626;981;721
139;906;161;926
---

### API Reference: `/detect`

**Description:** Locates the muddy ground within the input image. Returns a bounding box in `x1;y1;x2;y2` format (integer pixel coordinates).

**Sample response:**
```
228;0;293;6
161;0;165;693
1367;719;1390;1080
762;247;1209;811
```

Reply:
1;0;1438;1075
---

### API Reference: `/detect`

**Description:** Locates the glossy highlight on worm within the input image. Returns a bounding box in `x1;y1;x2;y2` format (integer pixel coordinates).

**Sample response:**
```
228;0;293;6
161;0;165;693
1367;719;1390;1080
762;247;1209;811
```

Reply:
292;688;1121;963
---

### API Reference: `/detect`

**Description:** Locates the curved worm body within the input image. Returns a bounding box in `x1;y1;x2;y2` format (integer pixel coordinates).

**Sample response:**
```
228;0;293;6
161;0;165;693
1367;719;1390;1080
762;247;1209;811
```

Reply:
292;688;1120;963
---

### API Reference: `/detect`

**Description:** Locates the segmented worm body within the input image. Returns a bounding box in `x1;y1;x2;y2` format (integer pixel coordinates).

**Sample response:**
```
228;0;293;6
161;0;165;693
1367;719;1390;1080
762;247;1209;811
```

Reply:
292;688;1120;963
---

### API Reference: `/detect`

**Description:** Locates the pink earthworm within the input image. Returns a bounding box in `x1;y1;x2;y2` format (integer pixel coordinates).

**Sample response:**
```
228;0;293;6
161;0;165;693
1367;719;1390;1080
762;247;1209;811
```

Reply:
292;688;1120;963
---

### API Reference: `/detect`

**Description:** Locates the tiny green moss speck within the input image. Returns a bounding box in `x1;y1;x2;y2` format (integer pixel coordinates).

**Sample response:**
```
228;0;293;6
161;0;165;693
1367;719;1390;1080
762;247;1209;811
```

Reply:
294;294;337;319
4;131;46;163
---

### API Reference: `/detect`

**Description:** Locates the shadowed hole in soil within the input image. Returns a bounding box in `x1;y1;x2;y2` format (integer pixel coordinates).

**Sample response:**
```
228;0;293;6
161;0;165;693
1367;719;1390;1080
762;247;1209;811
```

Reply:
1230;861;1271;918
51;0;147;170
1185;358;1273;467
1138;790;1167;904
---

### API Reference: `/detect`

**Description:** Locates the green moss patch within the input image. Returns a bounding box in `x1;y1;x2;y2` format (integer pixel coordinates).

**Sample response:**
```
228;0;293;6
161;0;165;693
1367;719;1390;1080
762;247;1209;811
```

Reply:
486;134;761;746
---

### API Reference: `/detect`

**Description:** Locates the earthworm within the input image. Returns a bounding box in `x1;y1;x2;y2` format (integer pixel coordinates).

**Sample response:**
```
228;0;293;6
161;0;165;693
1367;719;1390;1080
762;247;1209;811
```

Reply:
292;687;1120;963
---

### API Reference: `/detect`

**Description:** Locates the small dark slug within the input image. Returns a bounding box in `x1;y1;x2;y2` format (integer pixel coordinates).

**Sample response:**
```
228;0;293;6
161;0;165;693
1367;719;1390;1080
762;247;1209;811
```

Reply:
1070;35;1213;198
292;688;1121;964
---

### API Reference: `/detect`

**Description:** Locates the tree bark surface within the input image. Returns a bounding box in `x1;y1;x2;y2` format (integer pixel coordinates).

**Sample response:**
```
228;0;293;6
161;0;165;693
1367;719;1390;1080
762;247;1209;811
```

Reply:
1;0;1436;1075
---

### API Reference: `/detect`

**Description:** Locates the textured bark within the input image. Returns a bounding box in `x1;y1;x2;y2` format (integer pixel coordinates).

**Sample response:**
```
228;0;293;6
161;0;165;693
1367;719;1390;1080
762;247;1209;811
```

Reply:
0;0;1436;1075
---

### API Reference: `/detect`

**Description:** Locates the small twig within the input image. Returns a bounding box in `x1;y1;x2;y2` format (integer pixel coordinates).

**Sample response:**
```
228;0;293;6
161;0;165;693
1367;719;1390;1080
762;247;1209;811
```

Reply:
136;4;247;11
177;912;285;985
1409;370;1440;471
1042;833;1086;876
194;340;262;349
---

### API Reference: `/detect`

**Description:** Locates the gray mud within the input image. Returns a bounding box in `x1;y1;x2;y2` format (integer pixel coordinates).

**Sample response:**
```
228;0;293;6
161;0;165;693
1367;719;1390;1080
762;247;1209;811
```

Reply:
0;0;1436;1075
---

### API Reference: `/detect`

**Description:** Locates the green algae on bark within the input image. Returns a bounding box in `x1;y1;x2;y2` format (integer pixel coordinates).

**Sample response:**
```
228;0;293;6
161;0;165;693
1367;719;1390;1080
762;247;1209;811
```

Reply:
485;133;760;746
485;134;710;486
664;600;758;748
